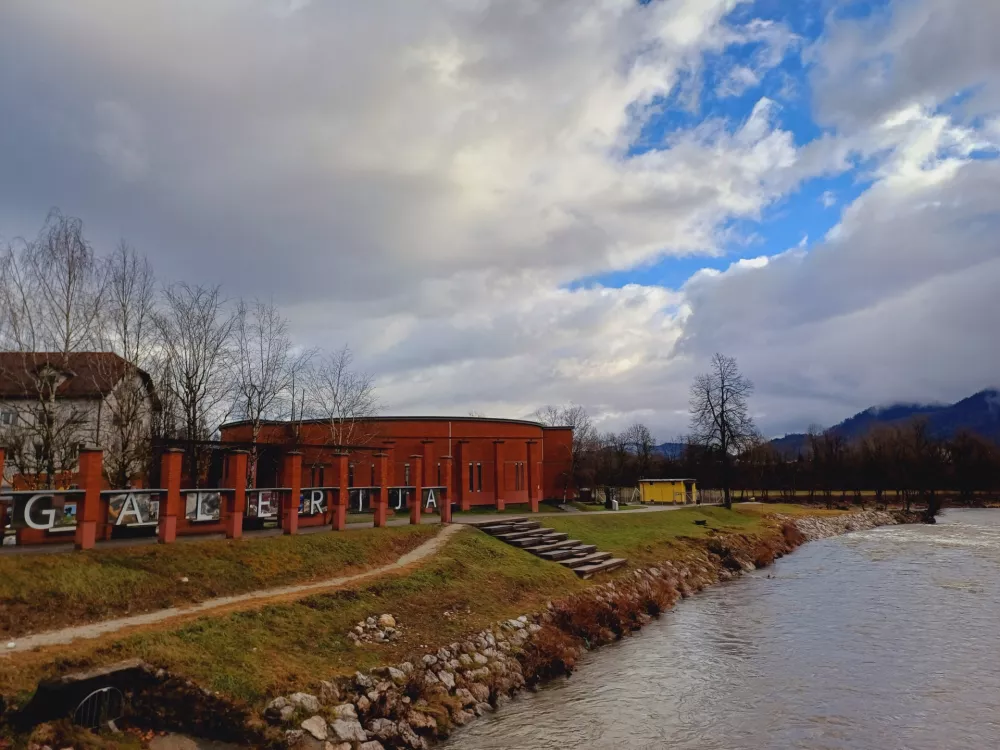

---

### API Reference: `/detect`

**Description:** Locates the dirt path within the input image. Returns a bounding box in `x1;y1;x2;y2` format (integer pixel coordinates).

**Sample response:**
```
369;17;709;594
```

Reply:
2;523;467;655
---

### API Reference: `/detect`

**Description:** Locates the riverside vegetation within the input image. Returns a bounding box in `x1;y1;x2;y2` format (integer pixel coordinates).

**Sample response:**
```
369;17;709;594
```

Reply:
0;506;914;749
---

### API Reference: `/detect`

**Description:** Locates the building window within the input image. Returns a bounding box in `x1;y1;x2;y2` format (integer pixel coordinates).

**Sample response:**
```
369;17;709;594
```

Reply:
348;463;355;487
468;463;474;492
370;463;376;486
404;463;411;486
437;462;442;486
476;462;483;492
0;408;13;427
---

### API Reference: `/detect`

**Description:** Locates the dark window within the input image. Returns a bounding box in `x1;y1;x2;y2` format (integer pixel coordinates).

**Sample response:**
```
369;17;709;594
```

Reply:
348;463;355;486
370;462;376;486
0;409;14;426
477;462;483;492
468;463;474;492
437;462;442;486
404;463;410;486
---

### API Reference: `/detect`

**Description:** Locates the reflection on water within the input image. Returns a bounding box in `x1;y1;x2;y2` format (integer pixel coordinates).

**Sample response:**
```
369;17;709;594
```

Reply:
442;509;1000;750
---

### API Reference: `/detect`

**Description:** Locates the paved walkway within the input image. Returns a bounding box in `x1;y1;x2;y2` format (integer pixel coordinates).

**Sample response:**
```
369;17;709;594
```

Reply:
2;523;467;655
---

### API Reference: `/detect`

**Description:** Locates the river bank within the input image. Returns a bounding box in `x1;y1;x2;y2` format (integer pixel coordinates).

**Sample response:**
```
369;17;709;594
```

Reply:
2;508;913;750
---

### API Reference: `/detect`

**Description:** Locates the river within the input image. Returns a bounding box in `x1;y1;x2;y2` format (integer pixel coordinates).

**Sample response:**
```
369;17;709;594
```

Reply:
441;509;1000;750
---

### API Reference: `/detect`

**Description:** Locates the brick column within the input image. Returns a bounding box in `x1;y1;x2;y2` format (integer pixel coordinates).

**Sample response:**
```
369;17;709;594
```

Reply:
440;455;453;523
493;440;505;511
281;451;302;535
157;449;183;544
527;440;540;513
421;440;435;486
74;448;103;551
456;441;471;511
331;452;348;531
410;454;423;525
374;452;389;527
225;450;248;539
0;447;6;533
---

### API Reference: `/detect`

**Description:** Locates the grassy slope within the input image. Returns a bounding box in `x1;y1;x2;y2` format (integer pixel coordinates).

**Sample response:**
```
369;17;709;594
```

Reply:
543;504;840;566
0;525;438;639
0;530;584;704
0;506;835;711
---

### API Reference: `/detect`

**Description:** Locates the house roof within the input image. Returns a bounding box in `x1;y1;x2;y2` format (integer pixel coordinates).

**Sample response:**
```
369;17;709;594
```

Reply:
0;352;152;400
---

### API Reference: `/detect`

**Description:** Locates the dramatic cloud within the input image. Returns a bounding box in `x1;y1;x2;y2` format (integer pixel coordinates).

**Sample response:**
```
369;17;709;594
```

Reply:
1;0;997;440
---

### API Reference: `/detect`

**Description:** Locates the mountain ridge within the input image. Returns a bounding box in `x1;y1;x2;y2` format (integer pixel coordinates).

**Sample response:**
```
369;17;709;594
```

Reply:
770;388;1000;455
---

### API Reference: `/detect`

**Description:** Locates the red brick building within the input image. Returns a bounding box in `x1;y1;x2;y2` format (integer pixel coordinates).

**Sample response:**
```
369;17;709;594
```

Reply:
219;416;575;509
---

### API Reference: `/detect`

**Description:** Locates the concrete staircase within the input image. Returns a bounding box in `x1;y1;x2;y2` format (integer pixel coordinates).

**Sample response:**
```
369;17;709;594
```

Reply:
472;518;627;579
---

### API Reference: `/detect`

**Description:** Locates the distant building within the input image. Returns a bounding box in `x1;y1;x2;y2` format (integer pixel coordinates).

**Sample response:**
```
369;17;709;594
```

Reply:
220;415;576;508
0;352;160;485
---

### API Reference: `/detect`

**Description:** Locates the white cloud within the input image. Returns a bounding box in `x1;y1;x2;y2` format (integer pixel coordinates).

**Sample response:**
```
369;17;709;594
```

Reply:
820;191;836;208
0;0;997;442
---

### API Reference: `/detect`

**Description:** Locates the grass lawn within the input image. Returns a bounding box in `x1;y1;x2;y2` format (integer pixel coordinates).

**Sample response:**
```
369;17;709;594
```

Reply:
543;505;773;567
567;502;646;513
0;530;585;705
0;525;439;639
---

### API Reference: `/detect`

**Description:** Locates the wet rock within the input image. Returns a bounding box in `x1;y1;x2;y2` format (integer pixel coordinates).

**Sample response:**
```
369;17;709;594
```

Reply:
468;683;490;703
407;710;437;734
301;715;328;741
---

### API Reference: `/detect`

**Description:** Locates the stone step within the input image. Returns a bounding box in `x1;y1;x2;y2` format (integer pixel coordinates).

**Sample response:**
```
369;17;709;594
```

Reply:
520;532;568;548
538;544;597;562
523;538;579;554
493;526;545;542
478;523;526;535
507;531;558;547
574;558;628;579
559;551;613;569
474;517;527;530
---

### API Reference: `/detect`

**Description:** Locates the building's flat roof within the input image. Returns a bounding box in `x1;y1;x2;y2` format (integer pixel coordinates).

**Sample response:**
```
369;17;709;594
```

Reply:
221;415;572;430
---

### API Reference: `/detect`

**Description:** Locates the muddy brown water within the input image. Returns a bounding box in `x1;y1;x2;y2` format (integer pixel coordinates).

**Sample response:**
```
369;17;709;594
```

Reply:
442;509;1000;750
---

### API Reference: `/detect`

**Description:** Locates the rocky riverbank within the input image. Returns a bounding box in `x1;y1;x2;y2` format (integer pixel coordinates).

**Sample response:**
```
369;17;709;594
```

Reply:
255;510;912;750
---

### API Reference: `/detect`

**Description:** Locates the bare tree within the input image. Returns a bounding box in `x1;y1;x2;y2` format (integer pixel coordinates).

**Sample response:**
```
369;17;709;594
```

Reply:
622;422;656;479
532;403;598;500
688;353;757;509
304;346;379;446
0;212;108;487
154;283;235;484
99;241;159;486
232;298;314;482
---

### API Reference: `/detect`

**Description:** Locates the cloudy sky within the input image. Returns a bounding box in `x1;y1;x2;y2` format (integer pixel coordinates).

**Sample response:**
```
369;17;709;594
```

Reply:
2;0;998;440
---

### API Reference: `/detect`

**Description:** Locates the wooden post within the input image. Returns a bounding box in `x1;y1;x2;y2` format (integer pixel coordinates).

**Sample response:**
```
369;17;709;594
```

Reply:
75;448;103;551
527;440;540;513
158;448;183;544
440;455;453;523
225;450;248;539
373;452;389;527
281;451;302;535
410;454;423;525
331;452;348;531
493;440;505;511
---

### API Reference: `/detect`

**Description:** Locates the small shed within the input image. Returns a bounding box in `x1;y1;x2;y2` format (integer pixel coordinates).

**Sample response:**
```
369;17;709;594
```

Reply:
638;478;698;505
